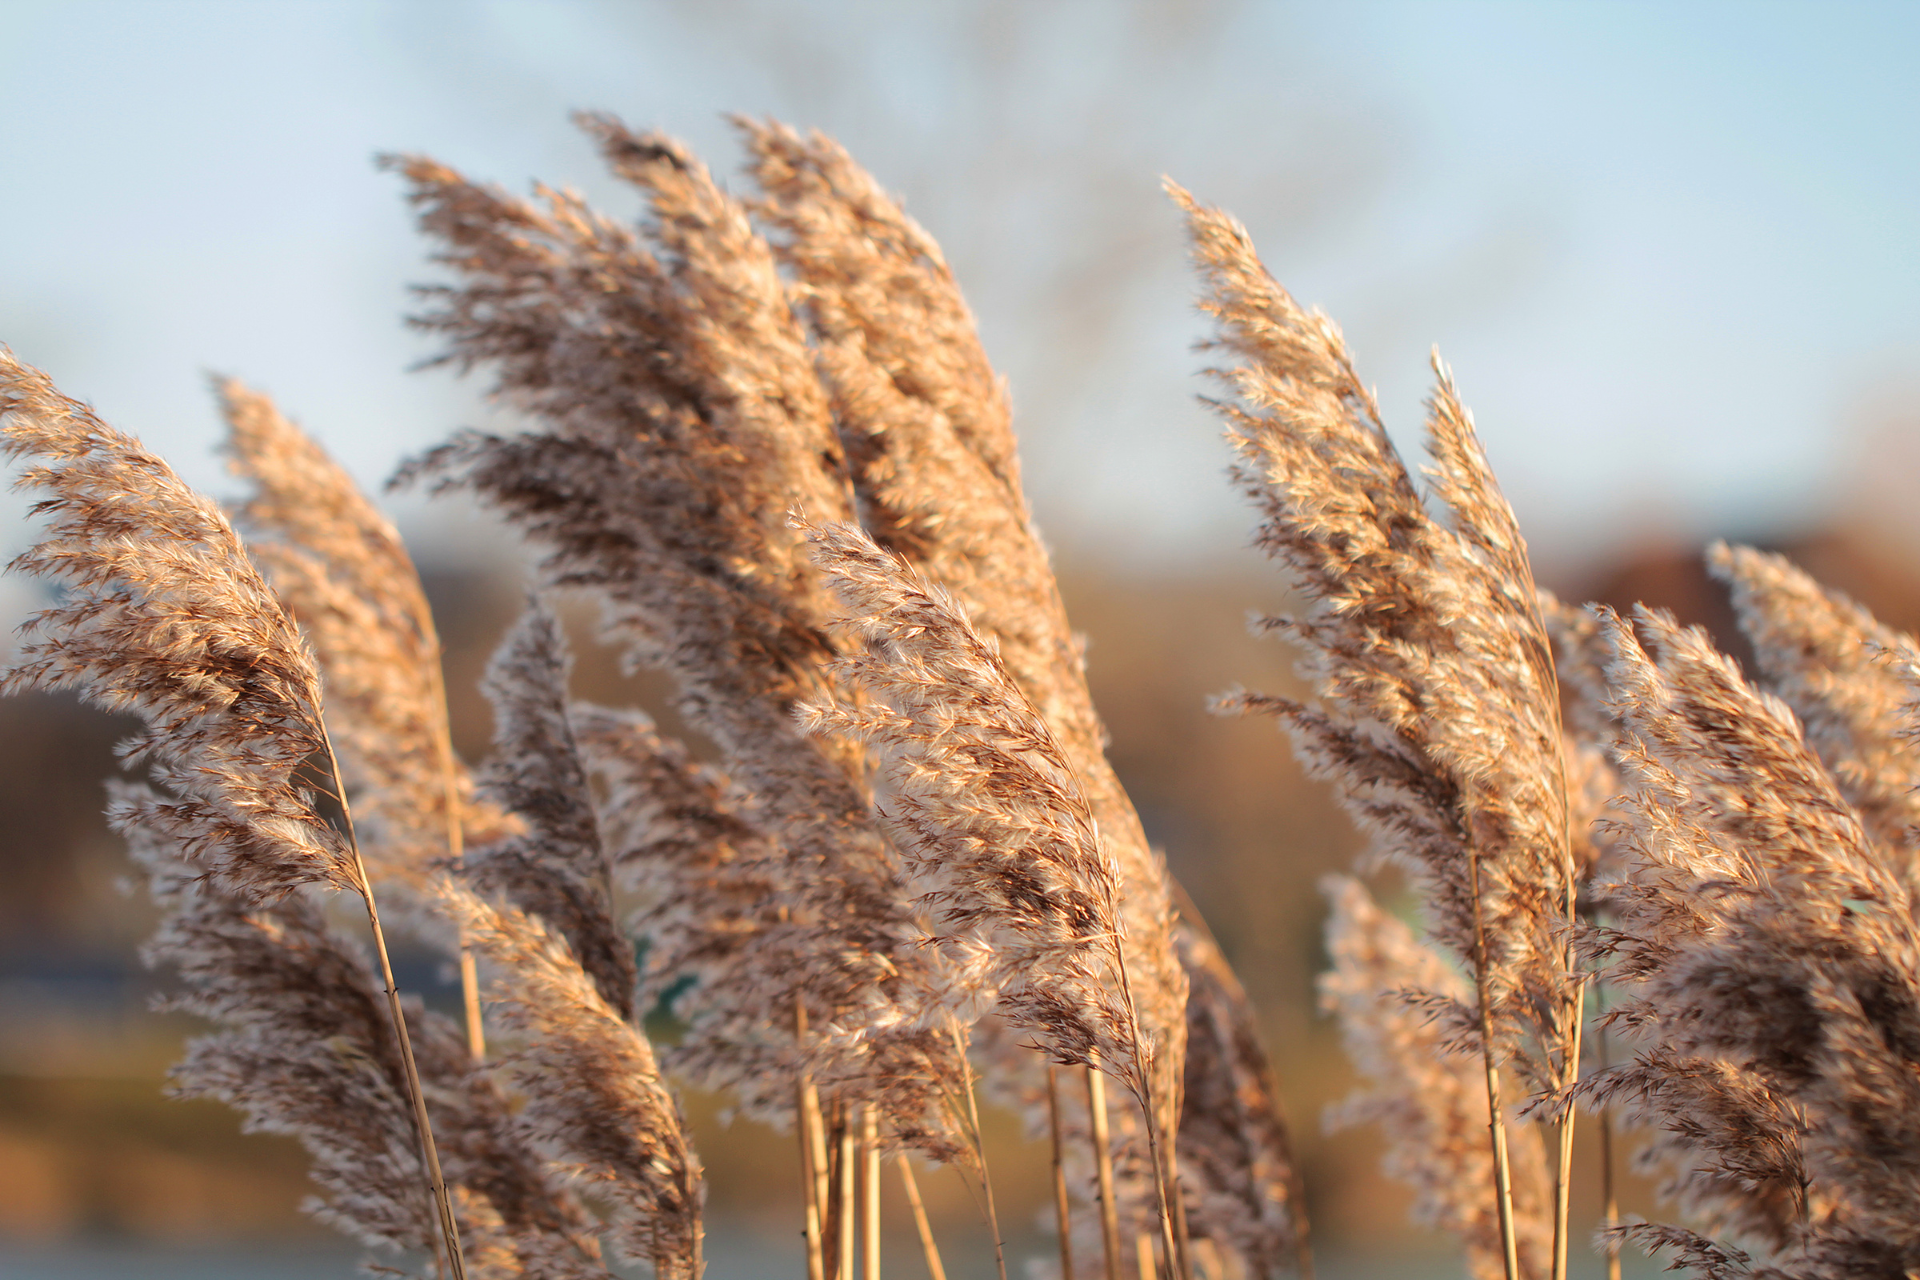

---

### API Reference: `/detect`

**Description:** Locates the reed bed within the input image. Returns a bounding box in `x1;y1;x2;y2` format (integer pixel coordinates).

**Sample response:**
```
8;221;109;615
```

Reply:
4;112;1915;1280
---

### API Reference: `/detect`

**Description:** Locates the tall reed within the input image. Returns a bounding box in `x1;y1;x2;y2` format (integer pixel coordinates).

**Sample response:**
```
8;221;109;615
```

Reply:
9;103;1917;1280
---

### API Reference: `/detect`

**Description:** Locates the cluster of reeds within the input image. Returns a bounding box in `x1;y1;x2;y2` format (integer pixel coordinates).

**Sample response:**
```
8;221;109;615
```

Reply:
4;111;1916;1280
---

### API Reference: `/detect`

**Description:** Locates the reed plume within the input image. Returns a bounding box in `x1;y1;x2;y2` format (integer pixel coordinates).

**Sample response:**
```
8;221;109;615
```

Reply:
219;378;495;1052
745;117;1189;1126
1176;184;1582;1280
131;816;606;1278
0;352;354;900
386;115;965;1152
0;350;468;1275
1709;542;1920;872
219;378;487;900
748;120;1207;1271
1587;602;1920;1279
437;880;704;1280
467;602;637;1019
796;518;1146;1080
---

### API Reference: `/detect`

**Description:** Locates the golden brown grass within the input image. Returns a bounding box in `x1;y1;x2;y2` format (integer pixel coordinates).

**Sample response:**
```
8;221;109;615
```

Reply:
4;108;1917;1280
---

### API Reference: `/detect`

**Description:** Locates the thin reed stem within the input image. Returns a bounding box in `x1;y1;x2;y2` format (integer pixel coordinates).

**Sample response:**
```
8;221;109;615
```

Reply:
798;1000;825;1280
1465;841;1520;1280
457;949;485;1060
1048;1065;1075;1280
1552;983;1585;1280
1137;1232;1158;1280
897;1158;946;1280
325;739;467;1280
863;1104;881;1280
426;639;486;1062
840;1110;857;1280
1597;994;1620;1280
1087;1059;1124;1280
951;1024;1008;1280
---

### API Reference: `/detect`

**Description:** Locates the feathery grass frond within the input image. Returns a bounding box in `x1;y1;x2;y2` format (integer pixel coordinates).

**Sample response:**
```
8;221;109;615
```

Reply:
386;118;967;1151
1709;542;1920;875
746;118;1190;1134
467;602;636;1019
131;814;606;1278
1176;184;1579;1280
1;352;354;899
797;518;1141;1080
219;378;488;900
1592;604;1920;1275
438;879;704;1280
0;351;469;1277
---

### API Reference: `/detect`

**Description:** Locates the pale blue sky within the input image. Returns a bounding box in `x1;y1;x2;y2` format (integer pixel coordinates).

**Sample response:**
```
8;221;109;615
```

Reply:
2;0;1916;588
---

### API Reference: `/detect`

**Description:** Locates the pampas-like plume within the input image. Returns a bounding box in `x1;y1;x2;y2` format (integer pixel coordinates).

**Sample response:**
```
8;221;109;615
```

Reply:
1709;542;1920;874
467;603;637;1019
0;351;469;1278
1590;604;1920;1278
797;517;1190;1275
1320;877;1551;1280
131;815;607;1279
1175;186;1580;1279
437;879;705;1280
745;114;1189;1105
0;352;353;899
219;378;486;898
219;379;495;1053
748;120;1198;1267
387;115;967;1150
796;518;1142;1079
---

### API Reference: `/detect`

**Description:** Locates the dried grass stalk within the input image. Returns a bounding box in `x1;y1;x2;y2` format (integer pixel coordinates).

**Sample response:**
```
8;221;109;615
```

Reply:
1176;185;1580;1278
466;602;636;1018
438;879;704;1279
0;352;468;1275
387;116;965;1151
746;114;1189;1168
1586;604;1920;1279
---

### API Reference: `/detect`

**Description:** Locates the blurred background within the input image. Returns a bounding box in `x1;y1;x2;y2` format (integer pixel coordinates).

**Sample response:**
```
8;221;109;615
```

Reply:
1;1;1918;1276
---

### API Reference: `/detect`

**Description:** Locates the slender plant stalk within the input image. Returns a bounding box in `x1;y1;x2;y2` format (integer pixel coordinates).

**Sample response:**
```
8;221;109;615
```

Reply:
324;740;467;1280
425;642;486;1062
1048;1065;1075;1280
1086;1059;1124;1280
797;1000;825;1280
1552;983;1585;1280
840;1117;858;1280
1165;1147;1193;1280
1550;757;1582;1280
822;1103;841;1280
1597;992;1620;1280
1137;1232;1158;1280
897;1158;946;1280
1465;840;1520;1280
863;1103;881;1280
949;1024;1008;1280
457;949;485;1060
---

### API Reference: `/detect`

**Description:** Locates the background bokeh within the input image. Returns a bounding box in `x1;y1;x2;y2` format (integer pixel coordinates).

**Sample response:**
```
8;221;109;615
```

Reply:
2;2;1918;1276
